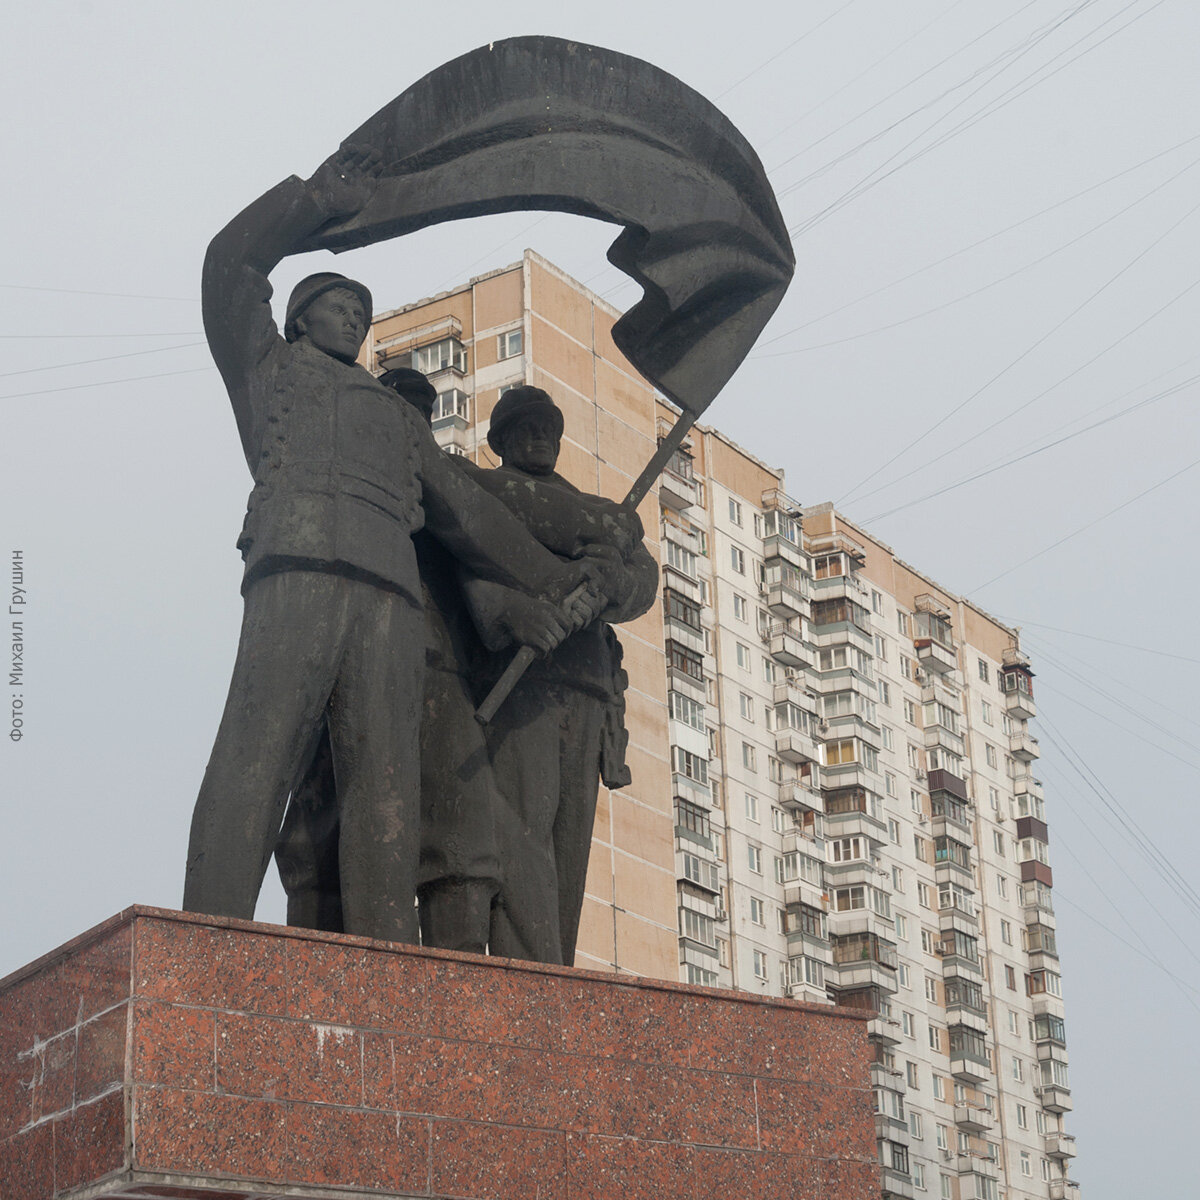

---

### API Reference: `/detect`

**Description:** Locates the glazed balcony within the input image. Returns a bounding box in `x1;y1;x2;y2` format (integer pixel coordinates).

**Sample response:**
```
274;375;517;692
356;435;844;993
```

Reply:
658;453;699;511
778;777;822;815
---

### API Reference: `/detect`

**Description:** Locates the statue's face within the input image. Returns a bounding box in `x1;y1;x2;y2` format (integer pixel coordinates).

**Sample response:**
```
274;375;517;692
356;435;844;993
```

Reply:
500;412;560;476
295;287;367;363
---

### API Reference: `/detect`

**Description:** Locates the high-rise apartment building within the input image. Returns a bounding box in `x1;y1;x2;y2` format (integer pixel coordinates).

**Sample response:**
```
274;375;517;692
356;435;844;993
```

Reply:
362;249;1079;1200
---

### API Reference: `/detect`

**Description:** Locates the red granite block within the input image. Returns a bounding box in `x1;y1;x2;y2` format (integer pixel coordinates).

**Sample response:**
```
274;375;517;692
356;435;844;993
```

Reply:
0;976;38;1136
132;1087;288;1180
0;1121;54;1200
133;921;287;1015
216;1012;361;1106
817;1156;883;1196
35;924;132;1037
565;1133;695;1200
284;1103;429;1194
28;1029;76;1123
130;1001;214;1091
755;1080;878;1160
430;1121;568;1200
76;1003;128;1104
557;977;695;1068
425;957;566;1052
692;1146;824;1200
285;938;437;1034
54;1089;127;1193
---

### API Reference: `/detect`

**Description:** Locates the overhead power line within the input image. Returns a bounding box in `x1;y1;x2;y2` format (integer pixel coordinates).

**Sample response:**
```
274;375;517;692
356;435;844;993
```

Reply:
1015;620;1200;666
0;283;198;302
0;365;214;402
971;456;1200;593
0;341;207;381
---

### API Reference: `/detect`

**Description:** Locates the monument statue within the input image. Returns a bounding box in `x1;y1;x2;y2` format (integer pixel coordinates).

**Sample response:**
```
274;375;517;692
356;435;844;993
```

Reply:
184;36;794;957
182;148;599;944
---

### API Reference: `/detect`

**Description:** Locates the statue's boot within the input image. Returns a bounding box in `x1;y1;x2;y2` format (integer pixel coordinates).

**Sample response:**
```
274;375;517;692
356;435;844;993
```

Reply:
418;879;496;955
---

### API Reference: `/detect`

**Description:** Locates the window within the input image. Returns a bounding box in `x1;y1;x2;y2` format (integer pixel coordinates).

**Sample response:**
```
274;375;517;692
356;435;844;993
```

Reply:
895;913;908;939
680;908;717;947
885;771;897;797
1008;1009;1020;1035
744;792;759;822
985;743;998;768
924;976;939;1003
672;747;709;787
977;658;989;683
772;806;787;833
920;928;935;955
731;546;746;574
988;785;1001;810
897;611;910;636
412;336;466;374
902;1011;915;1037
736;642;751;671
879;680;891;706
928;1025;941;1051
981;700;993;726
497;328;523;359
1019;1152;1031;1178
1005;964;1017;990
907;743;922;770
871;589;884;614
993;830;1005;856
889;818;901;844
728;496;743;525
909;1110;923;1140
904;698;917;725
1011;1055;1023;1082
739;692;754;721
762;656;776;683
874;634;888;660
892;865;905;891
1000;919;1012;945
668;690;705;731
773;855;785;884
1015;1103;1028;1129
898;964;910;988
935;1124;948;1151
749;896;765;925
748;844;763;873
767;755;784;782
742;742;757;771
914;834;928;861
932;1074;944;1101
899;654;913;680
732;593;747;621
906;1061;919;1088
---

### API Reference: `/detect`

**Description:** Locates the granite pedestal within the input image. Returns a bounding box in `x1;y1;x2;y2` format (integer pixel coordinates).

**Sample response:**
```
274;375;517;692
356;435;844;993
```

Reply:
0;907;879;1200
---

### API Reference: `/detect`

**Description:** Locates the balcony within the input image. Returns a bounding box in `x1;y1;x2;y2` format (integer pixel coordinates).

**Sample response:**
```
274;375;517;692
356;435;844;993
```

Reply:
915;636;957;675
880;1166;915;1199
768;623;808;668
998;681;1036;715
658;460;699;511
867;1014;903;1047
776;727;819;765
1009;729;1040;761
956;1154;998;1180
1048;1180;1081;1200
954;1103;994;1132
950;1052;991;1084
765;578;808;620
1038;1084;1073;1114
1045;1131;1077;1160
778;777;822;815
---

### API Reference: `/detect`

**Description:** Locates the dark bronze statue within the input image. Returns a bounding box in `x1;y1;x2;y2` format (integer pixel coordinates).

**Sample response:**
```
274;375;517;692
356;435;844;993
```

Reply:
183;150;596;944
185;37;794;957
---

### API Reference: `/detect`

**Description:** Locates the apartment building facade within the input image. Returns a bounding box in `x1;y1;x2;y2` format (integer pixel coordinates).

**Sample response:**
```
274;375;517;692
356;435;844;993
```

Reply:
362;249;1079;1200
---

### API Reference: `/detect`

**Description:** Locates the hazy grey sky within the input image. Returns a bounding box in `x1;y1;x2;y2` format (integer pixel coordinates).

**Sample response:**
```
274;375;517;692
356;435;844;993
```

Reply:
3;3;1198;1196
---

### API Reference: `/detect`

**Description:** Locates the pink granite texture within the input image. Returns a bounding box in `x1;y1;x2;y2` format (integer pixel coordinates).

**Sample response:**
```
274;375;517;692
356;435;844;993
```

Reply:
0;907;878;1200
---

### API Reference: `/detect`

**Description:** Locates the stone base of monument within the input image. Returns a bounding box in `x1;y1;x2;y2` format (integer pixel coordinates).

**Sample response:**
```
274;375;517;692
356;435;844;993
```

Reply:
1;907;879;1200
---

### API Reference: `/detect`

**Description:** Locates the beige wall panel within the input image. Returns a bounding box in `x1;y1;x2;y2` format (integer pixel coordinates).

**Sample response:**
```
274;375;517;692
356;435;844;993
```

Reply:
555;440;598;492
611;794;673;859
624;688;669;755
530;261;594;346
373;292;472;343
576;895;616;967
620;603;664;652
531;317;595;399
584;836;614;903
595;359;656;436
597;407;655;477
619;636;666;696
550;389;600;456
613;907;677;980
473;268;523;336
705;433;779;501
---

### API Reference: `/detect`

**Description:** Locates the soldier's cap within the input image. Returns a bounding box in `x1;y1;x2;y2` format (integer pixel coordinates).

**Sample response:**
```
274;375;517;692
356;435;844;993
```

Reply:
379;367;437;410
284;272;373;343
487;385;564;455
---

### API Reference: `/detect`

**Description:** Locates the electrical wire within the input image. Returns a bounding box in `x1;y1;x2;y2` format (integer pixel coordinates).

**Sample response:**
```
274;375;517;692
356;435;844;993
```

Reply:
0;283;197;302
0;332;204;339
837;189;1200;508
1014;621;1200;666
0;365;214;402
759;148;1200;359
715;0;860;101
755;128;1200;351
971;456;1200;593
0;341;207;380
861;370;1200;524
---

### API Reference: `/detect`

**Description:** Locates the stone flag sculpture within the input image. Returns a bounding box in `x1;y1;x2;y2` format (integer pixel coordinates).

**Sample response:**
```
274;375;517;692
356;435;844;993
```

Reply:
305;35;795;493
